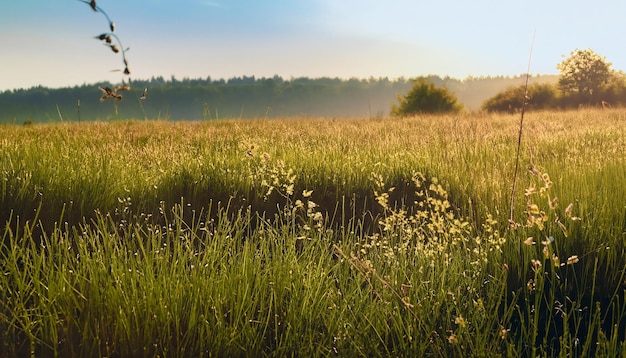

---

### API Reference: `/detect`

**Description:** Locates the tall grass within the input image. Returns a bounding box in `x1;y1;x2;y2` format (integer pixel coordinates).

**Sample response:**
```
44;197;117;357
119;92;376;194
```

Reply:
1;109;625;356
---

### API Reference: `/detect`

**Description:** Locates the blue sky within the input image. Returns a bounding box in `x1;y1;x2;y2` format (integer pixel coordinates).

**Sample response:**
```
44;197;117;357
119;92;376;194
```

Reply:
1;0;626;91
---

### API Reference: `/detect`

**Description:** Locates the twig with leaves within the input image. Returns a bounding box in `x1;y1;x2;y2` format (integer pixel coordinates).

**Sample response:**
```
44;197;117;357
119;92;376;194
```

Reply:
78;0;130;75
78;0;145;105
98;85;131;102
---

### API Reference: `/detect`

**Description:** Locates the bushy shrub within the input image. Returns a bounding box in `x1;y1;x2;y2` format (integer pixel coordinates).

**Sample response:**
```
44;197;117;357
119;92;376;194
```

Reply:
391;77;462;116
481;83;557;113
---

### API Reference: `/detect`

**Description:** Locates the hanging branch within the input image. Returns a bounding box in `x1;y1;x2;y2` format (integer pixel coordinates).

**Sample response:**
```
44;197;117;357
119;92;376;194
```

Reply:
78;0;131;77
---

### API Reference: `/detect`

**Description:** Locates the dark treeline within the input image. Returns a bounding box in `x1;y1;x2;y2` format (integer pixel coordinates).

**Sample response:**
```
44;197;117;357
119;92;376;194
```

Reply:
0;74;557;123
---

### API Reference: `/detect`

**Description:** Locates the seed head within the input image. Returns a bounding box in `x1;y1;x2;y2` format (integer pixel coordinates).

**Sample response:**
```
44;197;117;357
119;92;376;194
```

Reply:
566;255;579;265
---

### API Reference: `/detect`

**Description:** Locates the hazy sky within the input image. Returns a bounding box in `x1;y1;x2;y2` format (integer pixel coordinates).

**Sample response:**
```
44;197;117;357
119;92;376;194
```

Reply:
1;0;626;91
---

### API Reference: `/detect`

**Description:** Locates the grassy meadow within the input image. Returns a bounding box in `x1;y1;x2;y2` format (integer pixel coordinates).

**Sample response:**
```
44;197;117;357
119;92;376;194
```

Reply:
1;109;625;356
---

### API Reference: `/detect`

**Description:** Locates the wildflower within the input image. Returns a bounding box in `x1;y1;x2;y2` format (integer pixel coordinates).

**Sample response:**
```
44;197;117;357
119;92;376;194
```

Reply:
473;298;484;310
565;203;582;221
525;186;538;196
553;219;568;237
448;334;458;344
541;236;555;246
552;254;560;267
523;237;535;245
110;45;121;53
565;203;574;217
302;189;313;198
531;259;542;271
549;195;558;209
529;164;542;177
566;255;579;265
527;204;540;215
499;326;510;340
454;315;467;328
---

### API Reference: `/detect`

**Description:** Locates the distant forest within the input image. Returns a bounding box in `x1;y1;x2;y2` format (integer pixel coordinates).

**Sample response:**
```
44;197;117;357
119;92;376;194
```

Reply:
0;74;557;123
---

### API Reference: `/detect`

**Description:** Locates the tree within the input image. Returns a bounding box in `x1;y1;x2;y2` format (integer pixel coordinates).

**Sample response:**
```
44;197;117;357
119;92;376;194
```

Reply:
601;70;626;107
391;77;462;116
557;49;611;104
481;83;557;113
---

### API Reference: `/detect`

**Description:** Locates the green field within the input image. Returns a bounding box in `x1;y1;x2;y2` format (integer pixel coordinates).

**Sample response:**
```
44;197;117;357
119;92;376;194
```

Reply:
1;110;625;356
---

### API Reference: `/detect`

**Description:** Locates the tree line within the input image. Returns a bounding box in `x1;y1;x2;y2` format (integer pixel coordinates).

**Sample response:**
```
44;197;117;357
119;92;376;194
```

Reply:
0;75;555;123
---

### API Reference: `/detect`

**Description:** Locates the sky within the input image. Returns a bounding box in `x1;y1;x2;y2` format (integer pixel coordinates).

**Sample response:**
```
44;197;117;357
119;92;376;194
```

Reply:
2;0;626;91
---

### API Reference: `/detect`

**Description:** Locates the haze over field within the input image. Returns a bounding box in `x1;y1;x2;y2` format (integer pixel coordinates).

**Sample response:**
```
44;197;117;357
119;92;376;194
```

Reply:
1;0;626;91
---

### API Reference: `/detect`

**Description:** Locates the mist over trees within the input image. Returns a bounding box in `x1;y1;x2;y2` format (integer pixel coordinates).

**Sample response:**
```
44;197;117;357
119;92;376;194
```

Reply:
0;75;555;123
5;49;624;122
0;76;405;123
